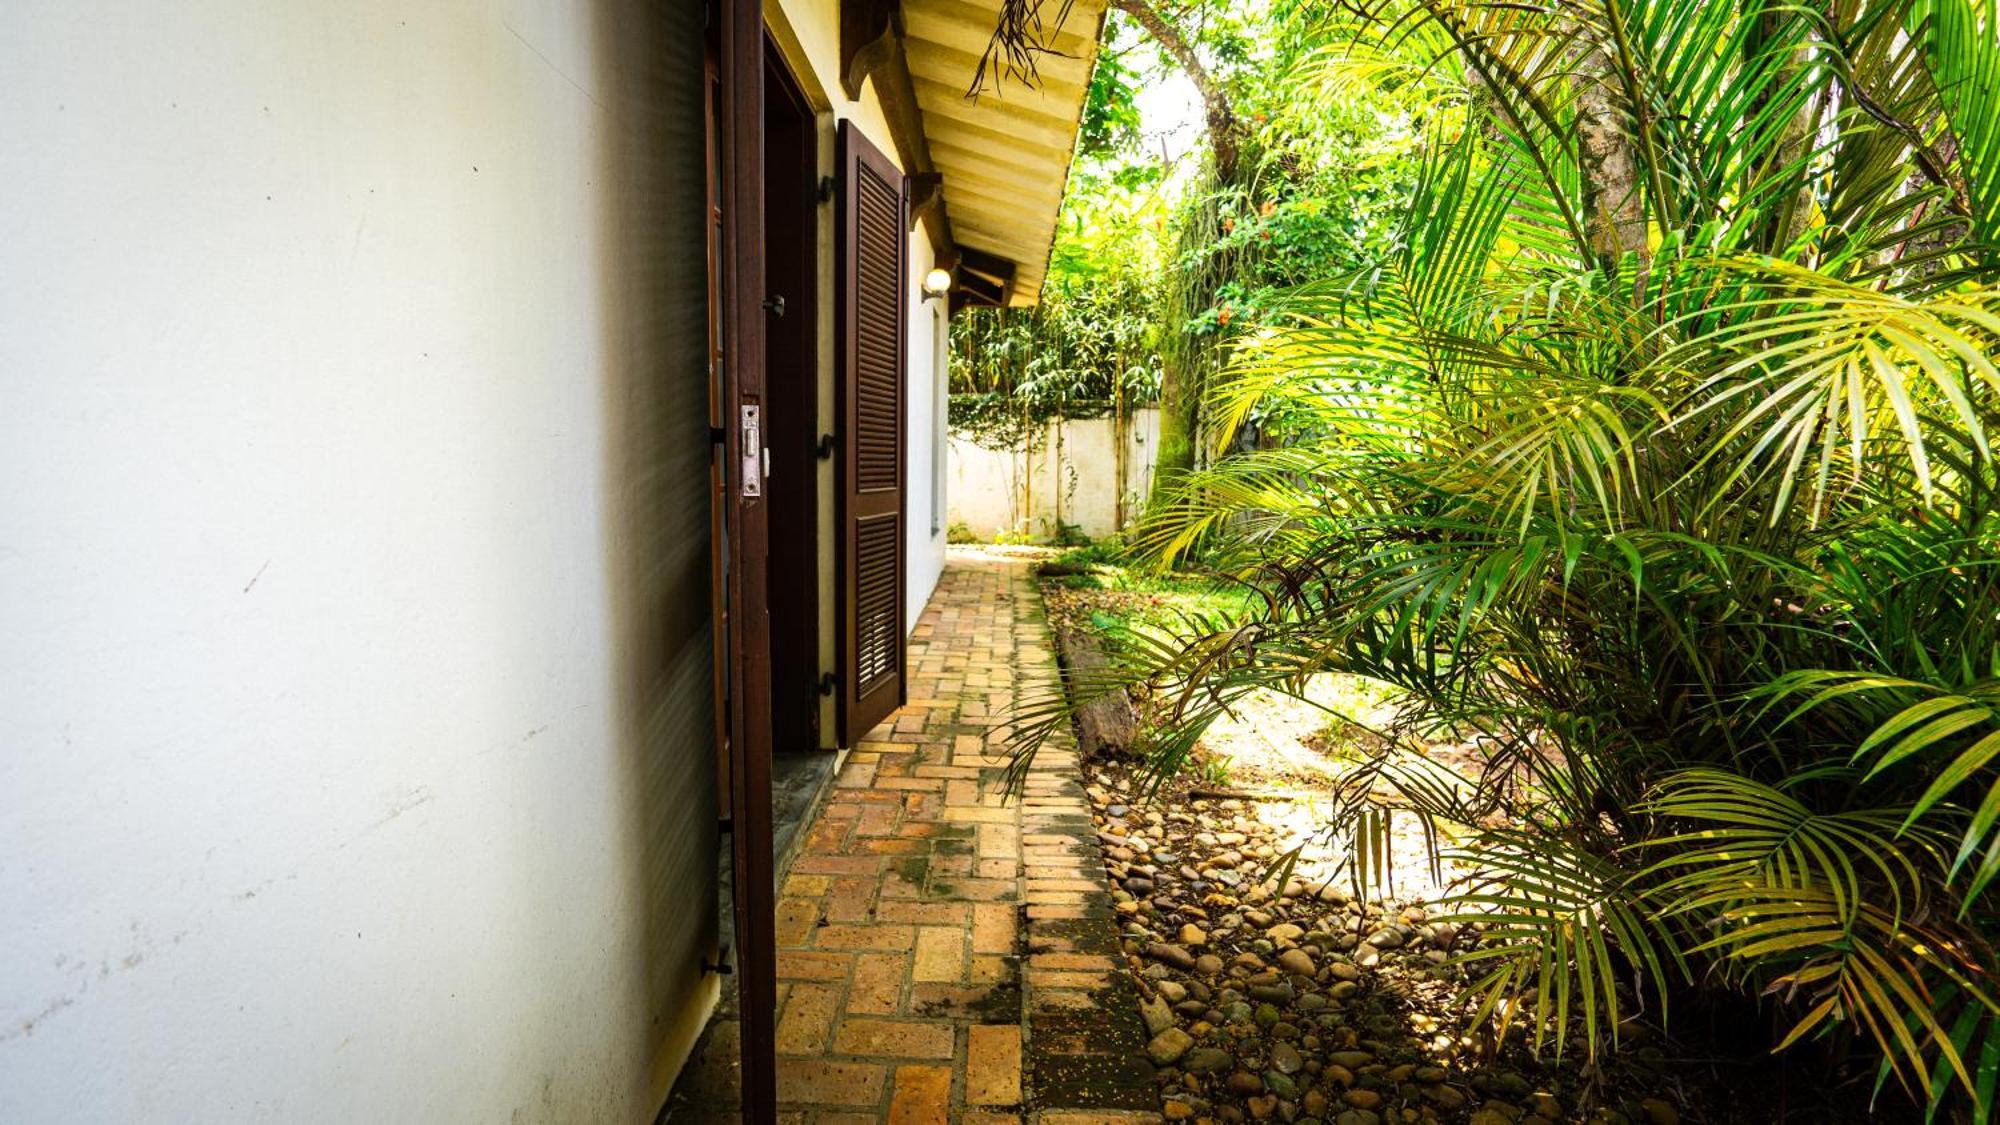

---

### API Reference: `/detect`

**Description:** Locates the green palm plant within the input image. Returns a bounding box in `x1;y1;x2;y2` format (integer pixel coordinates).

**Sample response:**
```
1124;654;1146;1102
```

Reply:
1007;0;2000;1115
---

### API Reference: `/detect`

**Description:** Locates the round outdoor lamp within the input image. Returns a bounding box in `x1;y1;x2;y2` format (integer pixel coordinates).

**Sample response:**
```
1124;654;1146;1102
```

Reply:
921;267;954;301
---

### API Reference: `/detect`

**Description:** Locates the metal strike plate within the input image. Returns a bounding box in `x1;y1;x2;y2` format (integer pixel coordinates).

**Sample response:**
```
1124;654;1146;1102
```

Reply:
740;405;762;498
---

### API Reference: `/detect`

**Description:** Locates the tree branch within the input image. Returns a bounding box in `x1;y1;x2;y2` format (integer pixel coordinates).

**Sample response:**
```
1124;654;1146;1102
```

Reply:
1110;0;1242;181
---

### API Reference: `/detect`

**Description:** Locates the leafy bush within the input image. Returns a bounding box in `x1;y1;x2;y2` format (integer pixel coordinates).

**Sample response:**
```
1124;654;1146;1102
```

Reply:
1016;0;2000;1116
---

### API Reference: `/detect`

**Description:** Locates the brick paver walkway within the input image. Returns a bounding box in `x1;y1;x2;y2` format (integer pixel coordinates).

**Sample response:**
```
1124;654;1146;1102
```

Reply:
670;549;1160;1123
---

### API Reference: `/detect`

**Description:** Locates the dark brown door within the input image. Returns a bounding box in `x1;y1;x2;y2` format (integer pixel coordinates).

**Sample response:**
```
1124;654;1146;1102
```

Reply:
836;121;908;748
714;0;776;1120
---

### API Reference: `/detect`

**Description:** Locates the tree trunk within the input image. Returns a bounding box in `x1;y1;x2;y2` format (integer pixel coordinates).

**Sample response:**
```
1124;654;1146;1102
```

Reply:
1111;0;1240;182
1150;350;1201;512
1111;0;1243;516
1567;19;1647;263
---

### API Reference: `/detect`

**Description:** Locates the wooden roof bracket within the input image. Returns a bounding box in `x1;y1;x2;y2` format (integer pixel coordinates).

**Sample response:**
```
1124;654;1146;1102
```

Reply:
839;0;901;102
908;172;945;232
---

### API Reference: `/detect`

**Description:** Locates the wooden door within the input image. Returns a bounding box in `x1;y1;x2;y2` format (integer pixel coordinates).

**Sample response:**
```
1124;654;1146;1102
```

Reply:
836;121;908;748
713;0;776;1119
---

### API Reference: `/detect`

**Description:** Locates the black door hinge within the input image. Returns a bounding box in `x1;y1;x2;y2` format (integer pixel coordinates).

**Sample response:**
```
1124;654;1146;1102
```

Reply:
818;673;837;697
763;294;786;317
816;433;837;460
817;176;836;204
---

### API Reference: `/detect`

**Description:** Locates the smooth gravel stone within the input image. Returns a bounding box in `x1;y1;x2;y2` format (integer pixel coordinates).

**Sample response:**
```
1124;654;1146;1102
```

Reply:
1180;924;1208;946
1226;1071;1266;1095
1424;1086;1468;1110
1173;999;1209;1018
1185;1048;1235;1075
1156;980;1188;1002
1148;943;1197;971
1328;962;1360;981
1342;1089;1383;1110
1195;954;1225;975
1253;1003;1281;1027
1365;929;1404;949
1146;1027;1196;1065
1248;982;1295;1004
1141;996;1176;1037
1296;994;1328;1011
1269;1042;1303;1075
1263;1071;1298;1099
1328;981;1359;999
1268;922;1304;942
1327;1051;1374;1070
1124;876;1156;895
1277;949;1316;976
1414;1066;1448;1084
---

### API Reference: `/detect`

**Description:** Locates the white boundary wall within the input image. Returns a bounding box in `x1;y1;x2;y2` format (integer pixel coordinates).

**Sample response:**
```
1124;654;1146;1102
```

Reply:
948;408;1161;541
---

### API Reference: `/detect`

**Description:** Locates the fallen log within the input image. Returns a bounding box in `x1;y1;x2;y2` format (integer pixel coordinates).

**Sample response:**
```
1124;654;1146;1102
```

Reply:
1052;621;1139;758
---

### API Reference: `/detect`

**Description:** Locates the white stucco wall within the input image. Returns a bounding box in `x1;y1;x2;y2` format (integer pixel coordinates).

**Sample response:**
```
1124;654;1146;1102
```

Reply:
0;3;720;1120
906;234;950;631
950;409;1162;541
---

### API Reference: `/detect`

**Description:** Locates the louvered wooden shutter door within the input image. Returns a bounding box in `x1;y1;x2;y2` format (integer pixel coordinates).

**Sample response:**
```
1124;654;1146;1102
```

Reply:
837;122;908;747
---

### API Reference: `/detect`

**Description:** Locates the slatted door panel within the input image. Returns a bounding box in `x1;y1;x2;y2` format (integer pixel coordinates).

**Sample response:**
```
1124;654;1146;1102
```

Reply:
838;121;908;747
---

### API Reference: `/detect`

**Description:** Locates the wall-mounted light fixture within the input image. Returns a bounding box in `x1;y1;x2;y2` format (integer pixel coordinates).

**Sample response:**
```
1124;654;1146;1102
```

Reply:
921;267;953;302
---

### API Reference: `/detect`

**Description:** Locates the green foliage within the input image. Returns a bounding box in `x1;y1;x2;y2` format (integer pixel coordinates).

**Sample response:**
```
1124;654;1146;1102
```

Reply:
1008;0;2000;1116
950;175;1168;447
1079;43;1145;159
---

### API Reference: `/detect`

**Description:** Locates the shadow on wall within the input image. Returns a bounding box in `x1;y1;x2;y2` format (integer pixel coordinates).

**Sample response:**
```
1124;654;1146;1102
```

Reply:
591;0;721;1118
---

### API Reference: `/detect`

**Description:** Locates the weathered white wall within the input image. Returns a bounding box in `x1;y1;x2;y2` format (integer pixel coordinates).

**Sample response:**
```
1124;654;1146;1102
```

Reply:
906;235;950;631
950;409;1162;541
0;2;721;1120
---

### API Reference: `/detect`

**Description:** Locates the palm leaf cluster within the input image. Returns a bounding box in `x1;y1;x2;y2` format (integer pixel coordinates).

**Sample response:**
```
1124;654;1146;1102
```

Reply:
1018;0;2000;1114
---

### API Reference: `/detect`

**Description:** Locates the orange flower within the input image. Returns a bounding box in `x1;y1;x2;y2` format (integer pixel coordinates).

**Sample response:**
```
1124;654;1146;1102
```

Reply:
1218;305;1234;326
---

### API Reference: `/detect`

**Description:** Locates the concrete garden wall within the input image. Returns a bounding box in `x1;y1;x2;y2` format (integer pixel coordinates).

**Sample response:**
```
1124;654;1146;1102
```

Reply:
948;408;1162;541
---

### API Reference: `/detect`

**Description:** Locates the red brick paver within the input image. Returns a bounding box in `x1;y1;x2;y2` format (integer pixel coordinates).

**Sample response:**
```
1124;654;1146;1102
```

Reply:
671;550;1159;1123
